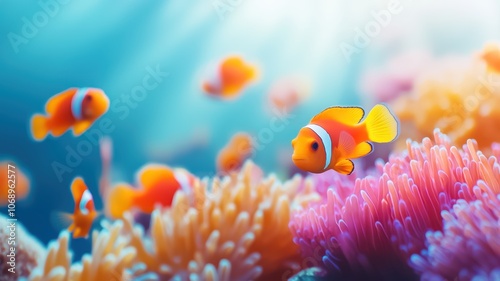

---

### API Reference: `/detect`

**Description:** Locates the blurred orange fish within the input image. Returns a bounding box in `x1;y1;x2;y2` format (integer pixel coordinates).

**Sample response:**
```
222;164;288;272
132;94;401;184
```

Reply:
56;177;99;239
0;162;30;206
481;44;500;73
107;164;197;219
216;133;253;175
203;56;257;99
268;77;310;112
292;104;399;175
30;87;110;141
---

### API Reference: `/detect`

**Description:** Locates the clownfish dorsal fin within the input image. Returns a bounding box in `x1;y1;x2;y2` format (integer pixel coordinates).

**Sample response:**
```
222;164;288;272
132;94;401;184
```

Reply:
45;88;78;114
71;177;88;204
311;106;365;125
137;164;173;191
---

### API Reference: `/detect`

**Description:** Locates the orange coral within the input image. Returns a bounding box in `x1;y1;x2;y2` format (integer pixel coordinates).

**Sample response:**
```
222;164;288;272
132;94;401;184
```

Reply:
28;161;320;281
392;45;500;151
121;161;320;280
28;221;138;281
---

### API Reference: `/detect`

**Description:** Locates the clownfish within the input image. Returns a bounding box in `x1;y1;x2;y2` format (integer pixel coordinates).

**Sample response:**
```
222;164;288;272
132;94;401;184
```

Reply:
56;177;99;239
203;56;257;99
0;161;30;206
30;87;110;141
216;133;253;175
291;104;399;175
481;44;500;74
107;164;197;219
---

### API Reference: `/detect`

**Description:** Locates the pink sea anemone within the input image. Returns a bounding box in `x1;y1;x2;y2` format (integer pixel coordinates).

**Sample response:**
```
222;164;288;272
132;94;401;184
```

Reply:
410;189;500;280
289;129;500;280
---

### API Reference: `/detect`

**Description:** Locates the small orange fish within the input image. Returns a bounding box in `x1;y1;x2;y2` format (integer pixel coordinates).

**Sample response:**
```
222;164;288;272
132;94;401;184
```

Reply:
291;104;399;175
216;133;253;175
30;87;110;141
0;162;30;206
57;177;99;238
481;44;500;73
203;56;257;99
107;164;197;219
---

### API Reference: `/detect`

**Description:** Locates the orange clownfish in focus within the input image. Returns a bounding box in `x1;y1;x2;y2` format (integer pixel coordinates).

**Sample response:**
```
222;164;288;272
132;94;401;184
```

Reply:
107;164;197;219
202;56;257;99
216;133;253;175
481;44;500;74
58;177;99;239
292;104;399;175
30;87;110;141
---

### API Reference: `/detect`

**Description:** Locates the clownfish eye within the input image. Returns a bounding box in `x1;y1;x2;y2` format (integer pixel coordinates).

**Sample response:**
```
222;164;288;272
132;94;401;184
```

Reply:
85;95;92;101
311;141;319;151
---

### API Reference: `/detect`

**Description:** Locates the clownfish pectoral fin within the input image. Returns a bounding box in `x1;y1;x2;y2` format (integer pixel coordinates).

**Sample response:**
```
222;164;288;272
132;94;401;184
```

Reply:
311;106;364;125
107;184;136;219
338;131;356;156
71;177;88;203
333;159;355;175
348;142;373;159
45;88;78;114
30;114;49;141
365;104;399;143
72;120;93;136
50;211;74;231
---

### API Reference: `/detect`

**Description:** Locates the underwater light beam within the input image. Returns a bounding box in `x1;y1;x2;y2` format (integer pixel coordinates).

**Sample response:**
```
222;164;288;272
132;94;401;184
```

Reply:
339;0;404;62
51;65;169;182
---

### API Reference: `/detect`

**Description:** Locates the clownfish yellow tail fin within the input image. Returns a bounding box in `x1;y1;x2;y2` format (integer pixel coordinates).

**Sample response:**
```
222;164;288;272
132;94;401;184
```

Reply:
107;184;136;219
30;114;48;141
364;104;399;143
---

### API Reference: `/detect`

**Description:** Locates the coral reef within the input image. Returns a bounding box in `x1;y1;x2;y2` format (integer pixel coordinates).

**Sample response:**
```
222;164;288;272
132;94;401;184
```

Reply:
120;161;320;280
25;131;500;281
0;214;45;281
289;129;500;280
27;220;138;281
28;161;321;281
392;45;500;151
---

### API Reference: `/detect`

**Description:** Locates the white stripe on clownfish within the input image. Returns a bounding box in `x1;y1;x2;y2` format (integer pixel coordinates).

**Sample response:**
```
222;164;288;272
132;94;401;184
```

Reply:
305;124;332;170
79;189;93;215
71;88;89;120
